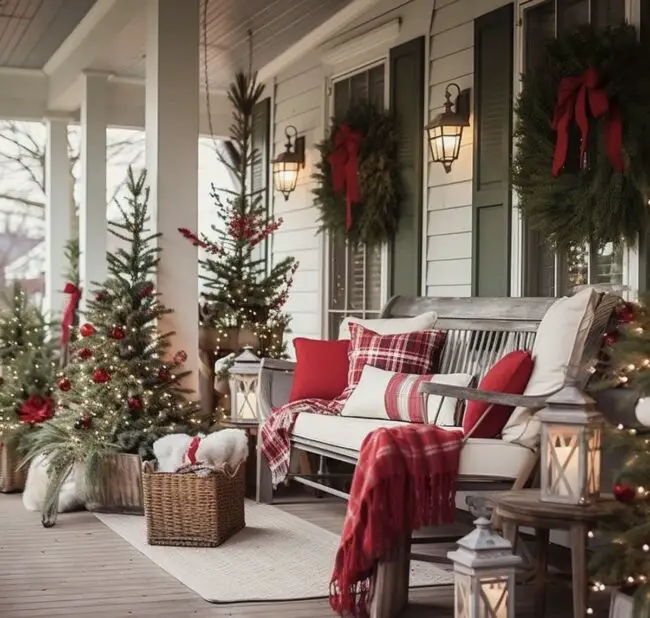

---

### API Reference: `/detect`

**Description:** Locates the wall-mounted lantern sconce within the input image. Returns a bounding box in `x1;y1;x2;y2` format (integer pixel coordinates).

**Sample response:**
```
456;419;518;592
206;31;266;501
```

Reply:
272;125;305;200
425;83;470;174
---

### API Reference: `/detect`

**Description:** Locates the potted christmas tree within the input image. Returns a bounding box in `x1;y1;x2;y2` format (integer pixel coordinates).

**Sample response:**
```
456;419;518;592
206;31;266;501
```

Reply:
27;168;206;526
179;71;298;417
590;298;650;617
0;283;55;492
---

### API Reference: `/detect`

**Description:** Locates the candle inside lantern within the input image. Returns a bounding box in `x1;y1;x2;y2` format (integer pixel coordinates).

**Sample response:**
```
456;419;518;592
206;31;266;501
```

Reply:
481;580;508;618
552;445;580;497
235;391;258;420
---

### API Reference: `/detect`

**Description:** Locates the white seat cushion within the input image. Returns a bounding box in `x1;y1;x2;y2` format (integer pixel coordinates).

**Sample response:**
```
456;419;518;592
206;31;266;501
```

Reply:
291;413;533;481
338;311;437;340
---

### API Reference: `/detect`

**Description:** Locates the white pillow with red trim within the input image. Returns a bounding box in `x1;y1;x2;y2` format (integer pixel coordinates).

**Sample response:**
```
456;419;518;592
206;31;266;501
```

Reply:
340;365;474;426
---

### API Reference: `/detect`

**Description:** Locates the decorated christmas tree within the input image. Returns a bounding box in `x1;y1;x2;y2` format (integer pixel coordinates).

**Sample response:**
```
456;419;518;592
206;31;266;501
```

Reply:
26;168;203;518
60;238;81;366
590;298;650;614
179;71;298;362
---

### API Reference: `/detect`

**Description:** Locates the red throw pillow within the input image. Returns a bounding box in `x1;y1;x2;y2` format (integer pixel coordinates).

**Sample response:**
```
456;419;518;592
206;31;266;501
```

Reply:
342;323;447;400
289;338;350;402
463;350;534;439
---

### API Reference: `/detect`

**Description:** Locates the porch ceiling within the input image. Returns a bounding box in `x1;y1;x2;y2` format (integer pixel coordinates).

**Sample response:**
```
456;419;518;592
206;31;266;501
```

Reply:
0;0;96;69
91;0;357;89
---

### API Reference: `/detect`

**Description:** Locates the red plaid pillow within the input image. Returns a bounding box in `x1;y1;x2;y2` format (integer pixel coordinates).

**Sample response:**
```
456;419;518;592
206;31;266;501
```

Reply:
342;323;446;399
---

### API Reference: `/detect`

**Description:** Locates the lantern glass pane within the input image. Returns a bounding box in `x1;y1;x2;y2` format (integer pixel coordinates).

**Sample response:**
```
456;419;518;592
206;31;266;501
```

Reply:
479;577;509;618
587;426;601;494
454;571;472;618
427;124;462;165
273;161;300;195
231;375;258;421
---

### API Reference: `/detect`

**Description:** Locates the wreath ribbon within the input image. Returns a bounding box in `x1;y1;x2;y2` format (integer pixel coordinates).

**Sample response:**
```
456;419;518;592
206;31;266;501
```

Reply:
328;124;362;230
60;282;82;346
551;66;624;176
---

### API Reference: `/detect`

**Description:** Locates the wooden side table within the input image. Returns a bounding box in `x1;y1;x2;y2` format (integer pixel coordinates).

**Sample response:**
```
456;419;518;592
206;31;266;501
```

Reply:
492;490;618;618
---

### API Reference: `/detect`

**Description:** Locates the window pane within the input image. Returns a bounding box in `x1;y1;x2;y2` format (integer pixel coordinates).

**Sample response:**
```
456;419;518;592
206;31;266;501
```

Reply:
524;1;555;71
566;244;589;293
328;233;347;312
365;244;382;312
347;244;366;311
593;242;624;287
558;0;589;35
369;65;385;111
333;80;351;121
592;0;625;28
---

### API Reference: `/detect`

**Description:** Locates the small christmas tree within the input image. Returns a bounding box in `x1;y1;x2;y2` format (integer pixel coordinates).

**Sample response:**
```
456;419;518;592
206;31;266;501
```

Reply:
0;281;49;365
179;71;298;362
27;168;204;520
590;298;650;614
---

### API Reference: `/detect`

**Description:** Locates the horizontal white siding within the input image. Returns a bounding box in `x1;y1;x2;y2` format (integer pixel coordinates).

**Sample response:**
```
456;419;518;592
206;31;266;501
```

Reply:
270;58;325;351
425;0;510;297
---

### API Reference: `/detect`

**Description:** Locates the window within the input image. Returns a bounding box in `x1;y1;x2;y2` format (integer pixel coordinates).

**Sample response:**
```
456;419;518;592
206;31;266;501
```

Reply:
521;0;626;296
327;64;386;338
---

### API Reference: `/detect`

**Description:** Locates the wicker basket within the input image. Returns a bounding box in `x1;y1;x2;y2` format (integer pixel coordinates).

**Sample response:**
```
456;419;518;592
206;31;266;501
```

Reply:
0;442;27;493
143;461;246;547
85;453;144;514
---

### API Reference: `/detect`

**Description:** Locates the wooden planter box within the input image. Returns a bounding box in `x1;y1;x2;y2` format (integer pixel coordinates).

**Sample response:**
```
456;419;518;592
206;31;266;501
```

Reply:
0;442;27;493
85;453;144;515
609;590;634;618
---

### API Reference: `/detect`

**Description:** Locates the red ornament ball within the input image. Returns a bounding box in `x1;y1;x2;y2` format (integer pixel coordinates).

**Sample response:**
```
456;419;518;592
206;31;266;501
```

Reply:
95;290;107;302
173;350;188;365
613;482;636;503
92;368;111;384
139;283;154;299
57;377;71;392
110;326;126;340
74;415;92;430
128;396;143;411
617;304;636;324
78;347;93;360
79;323;96;338
603;333;617;347
158;368;171;381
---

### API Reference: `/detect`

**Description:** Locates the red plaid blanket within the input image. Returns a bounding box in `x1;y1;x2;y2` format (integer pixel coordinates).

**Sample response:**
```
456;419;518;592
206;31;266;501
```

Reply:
259;398;343;486
329;424;462;617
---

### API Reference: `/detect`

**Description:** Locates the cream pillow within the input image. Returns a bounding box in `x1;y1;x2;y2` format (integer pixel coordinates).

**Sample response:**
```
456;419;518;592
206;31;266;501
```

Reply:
502;287;599;447
340;365;473;426
338;311;437;340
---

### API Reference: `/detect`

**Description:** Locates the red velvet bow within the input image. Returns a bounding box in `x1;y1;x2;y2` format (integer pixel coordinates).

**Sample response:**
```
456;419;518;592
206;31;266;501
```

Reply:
186;436;201;465
328;124;363;231
60;283;82;346
19;395;54;425
551;66;624;177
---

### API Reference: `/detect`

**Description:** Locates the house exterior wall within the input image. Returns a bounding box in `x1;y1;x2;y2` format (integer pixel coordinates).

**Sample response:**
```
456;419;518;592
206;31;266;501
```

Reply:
267;0;513;346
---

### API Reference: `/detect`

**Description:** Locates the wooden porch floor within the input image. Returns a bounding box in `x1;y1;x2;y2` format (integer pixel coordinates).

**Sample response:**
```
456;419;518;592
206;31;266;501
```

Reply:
0;494;604;617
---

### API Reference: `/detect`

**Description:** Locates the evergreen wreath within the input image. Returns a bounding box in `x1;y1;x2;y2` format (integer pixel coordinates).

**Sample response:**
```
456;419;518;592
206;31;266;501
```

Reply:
513;24;650;248
313;104;402;247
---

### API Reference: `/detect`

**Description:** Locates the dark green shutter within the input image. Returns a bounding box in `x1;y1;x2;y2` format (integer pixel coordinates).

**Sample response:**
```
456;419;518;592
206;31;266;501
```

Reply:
251;97;271;266
472;4;514;297
388;36;425;297
642;0;650;48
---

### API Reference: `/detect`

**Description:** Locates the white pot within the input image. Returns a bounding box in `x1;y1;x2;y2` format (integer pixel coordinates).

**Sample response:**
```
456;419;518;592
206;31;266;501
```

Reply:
610;589;634;618
634;397;650;427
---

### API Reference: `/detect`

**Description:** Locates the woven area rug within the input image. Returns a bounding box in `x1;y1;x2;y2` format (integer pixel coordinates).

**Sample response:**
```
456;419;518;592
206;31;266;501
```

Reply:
96;501;453;603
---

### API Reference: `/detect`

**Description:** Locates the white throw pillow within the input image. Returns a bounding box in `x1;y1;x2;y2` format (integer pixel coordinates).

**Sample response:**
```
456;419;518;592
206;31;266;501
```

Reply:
340;365;473;426
337;311;438;340
502;287;599;447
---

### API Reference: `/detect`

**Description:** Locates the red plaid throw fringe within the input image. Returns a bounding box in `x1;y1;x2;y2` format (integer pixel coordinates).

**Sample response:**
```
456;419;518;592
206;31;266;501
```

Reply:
329;424;462;618
259;398;343;486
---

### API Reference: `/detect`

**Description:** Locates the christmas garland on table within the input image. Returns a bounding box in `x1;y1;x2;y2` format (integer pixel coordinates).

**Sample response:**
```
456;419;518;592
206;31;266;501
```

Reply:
313;104;402;247
513;24;650;249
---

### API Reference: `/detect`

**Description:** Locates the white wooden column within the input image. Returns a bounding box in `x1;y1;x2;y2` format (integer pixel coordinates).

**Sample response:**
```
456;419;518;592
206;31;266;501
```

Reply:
145;0;199;390
44;116;72;319
79;71;108;311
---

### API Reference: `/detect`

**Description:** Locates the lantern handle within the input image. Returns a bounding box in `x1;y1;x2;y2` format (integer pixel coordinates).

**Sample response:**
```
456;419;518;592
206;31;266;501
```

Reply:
284;125;298;151
444;83;462;112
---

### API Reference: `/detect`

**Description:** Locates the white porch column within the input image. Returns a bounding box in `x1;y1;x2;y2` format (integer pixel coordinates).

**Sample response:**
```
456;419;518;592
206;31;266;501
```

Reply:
44;117;72;319
145;0;199;390
79;71;108;311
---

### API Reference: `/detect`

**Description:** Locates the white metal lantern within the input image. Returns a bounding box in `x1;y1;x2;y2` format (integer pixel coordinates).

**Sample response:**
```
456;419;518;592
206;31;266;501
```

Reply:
448;517;521;618
228;347;261;422
538;383;604;505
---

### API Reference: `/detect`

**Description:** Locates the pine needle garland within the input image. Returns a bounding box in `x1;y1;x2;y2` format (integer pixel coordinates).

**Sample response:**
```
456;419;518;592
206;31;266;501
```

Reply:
513;24;650;248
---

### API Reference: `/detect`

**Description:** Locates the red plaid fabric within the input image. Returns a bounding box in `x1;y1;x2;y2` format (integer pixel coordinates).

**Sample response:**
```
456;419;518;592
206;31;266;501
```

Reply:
342;323;446;400
383;372;433;423
330;425;462;617
260;397;343;486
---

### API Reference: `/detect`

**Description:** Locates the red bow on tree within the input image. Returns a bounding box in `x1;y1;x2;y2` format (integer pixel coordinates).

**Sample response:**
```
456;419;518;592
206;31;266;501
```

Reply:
60;283;82;346
551;66;624;177
328;124;363;231
20;395;54;425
